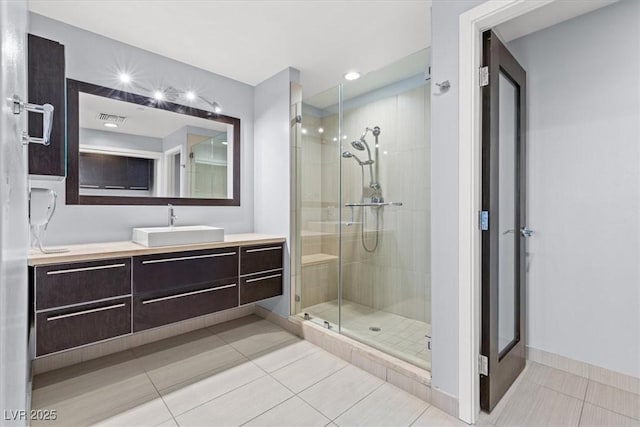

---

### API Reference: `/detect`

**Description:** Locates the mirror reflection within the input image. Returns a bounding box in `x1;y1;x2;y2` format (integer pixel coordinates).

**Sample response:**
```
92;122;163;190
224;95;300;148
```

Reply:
78;93;234;199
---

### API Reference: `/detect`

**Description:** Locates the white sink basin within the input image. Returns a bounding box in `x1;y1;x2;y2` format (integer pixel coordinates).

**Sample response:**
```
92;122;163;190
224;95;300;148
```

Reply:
132;226;224;248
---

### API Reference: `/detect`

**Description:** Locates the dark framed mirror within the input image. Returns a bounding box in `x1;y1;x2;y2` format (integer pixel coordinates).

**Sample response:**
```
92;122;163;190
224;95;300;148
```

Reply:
66;79;241;206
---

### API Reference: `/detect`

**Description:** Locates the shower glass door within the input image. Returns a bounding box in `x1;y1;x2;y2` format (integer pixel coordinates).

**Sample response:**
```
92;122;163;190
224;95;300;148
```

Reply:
296;49;432;371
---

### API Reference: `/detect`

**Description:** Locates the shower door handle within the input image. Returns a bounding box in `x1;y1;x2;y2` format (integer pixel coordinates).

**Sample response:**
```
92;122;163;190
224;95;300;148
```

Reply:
520;227;534;237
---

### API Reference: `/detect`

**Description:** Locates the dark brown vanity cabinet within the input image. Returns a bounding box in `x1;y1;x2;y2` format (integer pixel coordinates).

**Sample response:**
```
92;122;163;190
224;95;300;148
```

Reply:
28;33;66;178
30;240;285;356
132;248;240;332
32;258;132;357
240;244;284;304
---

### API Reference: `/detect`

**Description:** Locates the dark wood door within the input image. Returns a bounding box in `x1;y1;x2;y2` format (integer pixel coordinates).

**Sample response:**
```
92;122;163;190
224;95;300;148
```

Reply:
480;29;528;412
28;34;66;178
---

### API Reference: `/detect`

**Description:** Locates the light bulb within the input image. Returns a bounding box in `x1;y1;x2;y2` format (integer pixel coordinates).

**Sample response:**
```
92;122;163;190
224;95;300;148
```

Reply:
344;71;361;81
118;73;131;84
185;91;196;101
153;90;164;101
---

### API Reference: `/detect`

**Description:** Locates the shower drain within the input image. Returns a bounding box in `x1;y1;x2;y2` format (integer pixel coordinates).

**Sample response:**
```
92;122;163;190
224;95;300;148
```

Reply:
369;326;381;332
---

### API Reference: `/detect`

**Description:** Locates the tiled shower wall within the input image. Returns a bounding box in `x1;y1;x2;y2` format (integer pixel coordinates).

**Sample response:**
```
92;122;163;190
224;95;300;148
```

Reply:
300;83;430;324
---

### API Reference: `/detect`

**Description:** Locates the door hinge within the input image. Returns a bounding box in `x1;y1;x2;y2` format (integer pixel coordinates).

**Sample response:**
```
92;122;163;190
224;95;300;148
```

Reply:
479;354;489;376
479;66;489;87
479;211;489;231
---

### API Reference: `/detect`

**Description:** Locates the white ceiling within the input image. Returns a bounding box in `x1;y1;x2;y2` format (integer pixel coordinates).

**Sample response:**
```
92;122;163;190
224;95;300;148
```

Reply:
495;0;619;42
80;92;228;138
28;0;431;97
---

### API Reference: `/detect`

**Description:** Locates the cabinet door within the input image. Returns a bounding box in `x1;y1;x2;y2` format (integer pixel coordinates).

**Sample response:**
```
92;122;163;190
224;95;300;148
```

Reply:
79;152;104;189
35;258;131;311
28;34;66;178
133;247;239;294
240;244;283;275
240;271;283;305
36;297;131;356
133;281;238;332
127;157;152;190
101;155;128;189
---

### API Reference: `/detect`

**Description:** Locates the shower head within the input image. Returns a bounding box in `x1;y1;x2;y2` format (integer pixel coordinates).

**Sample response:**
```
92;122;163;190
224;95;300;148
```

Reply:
351;140;366;151
342;151;366;165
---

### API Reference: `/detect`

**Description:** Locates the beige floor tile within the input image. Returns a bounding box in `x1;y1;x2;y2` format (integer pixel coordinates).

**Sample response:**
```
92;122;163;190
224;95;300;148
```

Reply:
132;329;247;391
175;376;292;427
155;419;179;427
334;383;428;427
585;381;640;420
494;379;583;427
212;316;299;357
244;396;330;427
579;403;640;427
411;406;467;427
250;339;320;373
271;350;348;393
32;352;159;427
524;361;589;399
299;364;385;419
91;398;173;427
160;360;266;416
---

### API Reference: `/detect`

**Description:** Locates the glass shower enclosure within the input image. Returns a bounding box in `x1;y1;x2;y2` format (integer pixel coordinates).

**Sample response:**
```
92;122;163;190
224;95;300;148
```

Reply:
295;50;431;370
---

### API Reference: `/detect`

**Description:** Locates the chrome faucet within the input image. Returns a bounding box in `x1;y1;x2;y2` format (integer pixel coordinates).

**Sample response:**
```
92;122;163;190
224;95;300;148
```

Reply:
168;204;177;227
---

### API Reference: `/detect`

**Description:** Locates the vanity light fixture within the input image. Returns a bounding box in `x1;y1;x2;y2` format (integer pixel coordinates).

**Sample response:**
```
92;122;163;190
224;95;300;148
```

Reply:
118;73;131;84
114;72;222;114
344;71;361;81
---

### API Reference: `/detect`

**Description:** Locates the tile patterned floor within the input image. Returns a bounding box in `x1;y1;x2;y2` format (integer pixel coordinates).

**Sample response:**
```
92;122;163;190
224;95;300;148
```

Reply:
30;314;639;427
478;361;640;427
31;315;455;427
302;300;431;370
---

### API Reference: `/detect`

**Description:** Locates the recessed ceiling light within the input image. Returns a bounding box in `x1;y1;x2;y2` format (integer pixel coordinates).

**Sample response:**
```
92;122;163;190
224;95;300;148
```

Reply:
153;90;164;101
318;127;324;134
104;123;118;128
301;128;308;134
118;73;131;84
332;137;337;142
211;102;222;114
344;71;361;81
342;135;347;140
185;91;196;101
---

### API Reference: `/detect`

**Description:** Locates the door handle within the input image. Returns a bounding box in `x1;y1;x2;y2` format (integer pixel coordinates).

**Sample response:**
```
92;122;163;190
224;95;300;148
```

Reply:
520;227;534;237
502;227;534;237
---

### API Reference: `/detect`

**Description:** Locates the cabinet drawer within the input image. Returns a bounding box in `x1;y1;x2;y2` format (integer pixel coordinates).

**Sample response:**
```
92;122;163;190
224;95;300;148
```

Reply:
35;258;131;311
240;271;283;305
36;297;131;356
240;244;283;275
133;248;238;294
133;280;238;332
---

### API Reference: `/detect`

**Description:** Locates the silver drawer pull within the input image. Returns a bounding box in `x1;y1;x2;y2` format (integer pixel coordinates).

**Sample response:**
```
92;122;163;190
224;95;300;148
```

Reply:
142;252;236;264
105;185;125;189
47;263;126;275
246;246;282;253
47;303;125;321
245;273;282;283
142;283;237;304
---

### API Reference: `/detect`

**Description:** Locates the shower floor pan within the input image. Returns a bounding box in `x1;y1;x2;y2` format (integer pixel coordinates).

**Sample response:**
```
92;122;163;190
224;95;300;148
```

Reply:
301;299;431;370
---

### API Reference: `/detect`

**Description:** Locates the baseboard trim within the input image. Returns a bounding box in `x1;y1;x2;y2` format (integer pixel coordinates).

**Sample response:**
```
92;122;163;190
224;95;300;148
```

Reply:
526;346;640;394
32;304;256;375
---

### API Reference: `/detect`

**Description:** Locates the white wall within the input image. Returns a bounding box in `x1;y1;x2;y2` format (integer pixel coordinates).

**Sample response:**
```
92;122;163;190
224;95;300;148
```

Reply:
29;14;255;245
254;68;300;317
0;1;29;424
430;0;485;398
508;0;640;378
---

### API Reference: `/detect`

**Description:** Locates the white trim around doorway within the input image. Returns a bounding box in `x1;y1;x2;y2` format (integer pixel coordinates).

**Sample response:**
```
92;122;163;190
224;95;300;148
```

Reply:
456;1;556;423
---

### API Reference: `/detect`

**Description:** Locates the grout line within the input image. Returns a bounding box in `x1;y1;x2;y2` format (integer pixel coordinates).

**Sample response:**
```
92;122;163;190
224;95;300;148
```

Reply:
140;368;179;427
327;381;387;422
408;404;432;427
237;395;300;427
